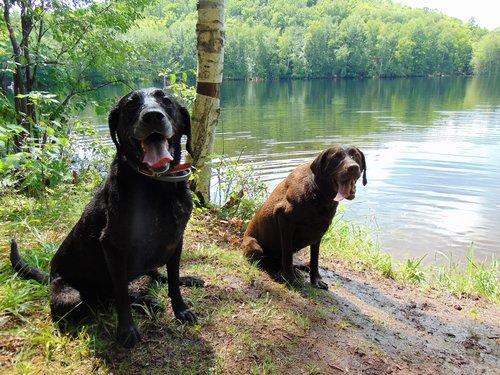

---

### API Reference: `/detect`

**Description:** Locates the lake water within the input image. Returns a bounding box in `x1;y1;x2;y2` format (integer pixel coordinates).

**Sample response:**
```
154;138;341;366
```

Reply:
214;77;500;264
81;77;500;264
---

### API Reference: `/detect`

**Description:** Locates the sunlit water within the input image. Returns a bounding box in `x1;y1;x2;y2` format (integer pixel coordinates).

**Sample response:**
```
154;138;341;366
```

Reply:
80;77;500;264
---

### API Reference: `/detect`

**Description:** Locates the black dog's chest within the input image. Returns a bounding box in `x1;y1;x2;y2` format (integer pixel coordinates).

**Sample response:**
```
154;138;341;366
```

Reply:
127;195;186;243
109;175;192;273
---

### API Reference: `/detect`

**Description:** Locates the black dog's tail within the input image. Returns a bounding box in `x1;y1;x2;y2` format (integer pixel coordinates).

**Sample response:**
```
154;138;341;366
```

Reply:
10;239;49;285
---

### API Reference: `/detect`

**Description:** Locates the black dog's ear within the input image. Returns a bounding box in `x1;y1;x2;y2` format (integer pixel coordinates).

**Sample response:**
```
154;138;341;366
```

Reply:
179;105;192;156
108;105;120;149
355;147;367;186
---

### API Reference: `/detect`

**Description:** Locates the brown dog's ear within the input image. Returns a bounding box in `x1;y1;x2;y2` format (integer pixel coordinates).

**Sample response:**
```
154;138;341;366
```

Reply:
356;147;367;186
310;149;331;176
179;105;192;156
108;105;120;149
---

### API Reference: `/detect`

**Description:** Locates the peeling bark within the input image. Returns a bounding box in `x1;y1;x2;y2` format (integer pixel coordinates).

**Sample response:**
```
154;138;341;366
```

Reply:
191;0;225;202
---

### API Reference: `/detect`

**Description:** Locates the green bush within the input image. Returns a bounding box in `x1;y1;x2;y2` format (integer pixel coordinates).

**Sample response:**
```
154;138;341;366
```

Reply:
210;154;268;222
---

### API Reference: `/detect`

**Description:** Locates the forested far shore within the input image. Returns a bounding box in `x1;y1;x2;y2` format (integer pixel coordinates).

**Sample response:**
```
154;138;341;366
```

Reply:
57;0;500;82
91;0;500;81
2;0;500;96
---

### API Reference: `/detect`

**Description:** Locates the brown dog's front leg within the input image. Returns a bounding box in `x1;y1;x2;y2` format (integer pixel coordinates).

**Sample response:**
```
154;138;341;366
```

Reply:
310;242;328;290
167;240;197;324
276;212;296;284
101;236;140;348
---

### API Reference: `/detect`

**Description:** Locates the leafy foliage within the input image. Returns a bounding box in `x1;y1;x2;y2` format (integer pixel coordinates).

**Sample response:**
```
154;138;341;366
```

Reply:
211;154;268;222
472;31;500;75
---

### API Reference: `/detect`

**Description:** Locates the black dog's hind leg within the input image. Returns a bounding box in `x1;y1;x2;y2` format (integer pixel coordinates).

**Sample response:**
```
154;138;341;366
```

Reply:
137;269;203;315
50;275;92;323
101;236;141;348
130;292;164;315
167;239;197;323
146;269;168;283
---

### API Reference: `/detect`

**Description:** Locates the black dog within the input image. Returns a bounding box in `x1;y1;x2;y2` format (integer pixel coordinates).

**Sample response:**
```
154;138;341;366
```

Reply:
10;88;200;348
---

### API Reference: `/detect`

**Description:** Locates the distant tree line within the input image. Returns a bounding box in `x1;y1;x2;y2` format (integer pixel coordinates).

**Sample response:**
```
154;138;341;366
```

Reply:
127;0;500;80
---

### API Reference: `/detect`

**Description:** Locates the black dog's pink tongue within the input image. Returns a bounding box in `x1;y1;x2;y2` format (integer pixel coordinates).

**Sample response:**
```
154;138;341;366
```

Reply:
141;139;173;168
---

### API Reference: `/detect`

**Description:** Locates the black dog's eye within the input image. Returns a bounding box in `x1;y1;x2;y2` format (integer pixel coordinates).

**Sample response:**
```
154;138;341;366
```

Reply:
162;96;173;106
124;95;140;109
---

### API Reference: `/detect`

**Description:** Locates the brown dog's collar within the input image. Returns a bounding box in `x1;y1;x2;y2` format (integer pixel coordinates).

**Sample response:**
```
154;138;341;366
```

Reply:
135;162;193;182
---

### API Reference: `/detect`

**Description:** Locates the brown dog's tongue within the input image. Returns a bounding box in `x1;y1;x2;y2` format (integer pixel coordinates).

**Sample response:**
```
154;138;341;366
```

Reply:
334;181;351;202
141;139;173;168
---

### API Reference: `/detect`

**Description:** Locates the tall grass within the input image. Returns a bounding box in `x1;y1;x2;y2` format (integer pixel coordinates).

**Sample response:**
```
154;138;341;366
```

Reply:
321;211;396;280
321;211;499;303
431;247;498;300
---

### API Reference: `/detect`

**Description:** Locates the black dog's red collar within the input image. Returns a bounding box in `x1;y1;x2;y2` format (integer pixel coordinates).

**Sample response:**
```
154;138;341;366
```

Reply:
135;162;193;182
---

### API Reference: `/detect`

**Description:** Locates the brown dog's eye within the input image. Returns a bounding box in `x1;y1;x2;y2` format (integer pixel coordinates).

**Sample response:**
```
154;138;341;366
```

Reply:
348;149;360;161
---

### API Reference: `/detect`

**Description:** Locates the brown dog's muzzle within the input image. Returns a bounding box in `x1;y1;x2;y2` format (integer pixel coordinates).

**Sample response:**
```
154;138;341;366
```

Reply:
334;160;361;202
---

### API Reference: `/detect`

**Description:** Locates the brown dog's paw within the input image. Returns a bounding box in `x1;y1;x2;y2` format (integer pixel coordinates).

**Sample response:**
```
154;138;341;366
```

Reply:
116;324;141;348
174;308;198;324
312;280;329;290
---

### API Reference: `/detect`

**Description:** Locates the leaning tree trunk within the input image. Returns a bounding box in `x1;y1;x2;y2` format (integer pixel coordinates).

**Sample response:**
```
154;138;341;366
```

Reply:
190;0;225;203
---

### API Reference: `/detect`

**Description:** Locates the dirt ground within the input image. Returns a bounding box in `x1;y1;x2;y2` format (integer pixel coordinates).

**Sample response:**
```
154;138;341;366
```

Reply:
1;213;498;374
182;214;500;375
186;215;500;374
283;258;500;374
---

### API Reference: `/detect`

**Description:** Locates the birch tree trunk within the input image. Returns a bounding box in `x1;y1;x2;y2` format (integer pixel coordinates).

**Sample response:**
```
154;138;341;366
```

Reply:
190;0;225;203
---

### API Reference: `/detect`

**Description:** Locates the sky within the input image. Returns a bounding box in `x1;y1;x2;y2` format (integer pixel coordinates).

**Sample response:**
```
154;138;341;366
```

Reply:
394;0;499;30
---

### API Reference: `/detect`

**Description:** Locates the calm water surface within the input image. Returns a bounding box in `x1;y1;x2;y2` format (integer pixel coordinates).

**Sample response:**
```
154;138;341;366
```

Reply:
81;77;500;264
213;77;500;264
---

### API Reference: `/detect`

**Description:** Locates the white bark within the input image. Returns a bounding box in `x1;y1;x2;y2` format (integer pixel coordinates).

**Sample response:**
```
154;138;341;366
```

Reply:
191;0;225;203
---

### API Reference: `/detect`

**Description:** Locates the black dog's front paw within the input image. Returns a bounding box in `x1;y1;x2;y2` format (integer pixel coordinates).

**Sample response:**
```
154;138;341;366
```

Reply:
116;324;141;348
179;276;205;288
174;308;198;324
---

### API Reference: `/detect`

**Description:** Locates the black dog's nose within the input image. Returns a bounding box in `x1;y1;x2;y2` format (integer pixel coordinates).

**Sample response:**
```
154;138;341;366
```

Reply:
142;110;165;124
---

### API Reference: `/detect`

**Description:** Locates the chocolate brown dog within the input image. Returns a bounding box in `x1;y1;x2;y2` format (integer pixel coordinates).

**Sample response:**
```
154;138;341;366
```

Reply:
10;88;199;348
242;146;367;289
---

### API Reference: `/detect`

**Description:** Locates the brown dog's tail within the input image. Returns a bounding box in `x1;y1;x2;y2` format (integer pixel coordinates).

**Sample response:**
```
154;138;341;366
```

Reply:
10;239;49;285
241;236;264;260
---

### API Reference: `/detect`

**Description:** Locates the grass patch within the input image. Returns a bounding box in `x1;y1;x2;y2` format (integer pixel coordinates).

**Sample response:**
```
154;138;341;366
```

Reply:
431;248;499;300
0;186;329;373
321;210;499;303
